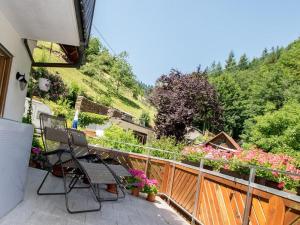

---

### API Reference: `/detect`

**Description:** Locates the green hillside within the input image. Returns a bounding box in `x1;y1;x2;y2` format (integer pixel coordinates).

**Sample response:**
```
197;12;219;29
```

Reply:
32;42;156;124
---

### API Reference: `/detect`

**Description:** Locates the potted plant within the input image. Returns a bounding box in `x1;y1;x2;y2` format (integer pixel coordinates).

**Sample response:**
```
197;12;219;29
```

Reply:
29;147;46;169
143;179;158;202
127;169;147;197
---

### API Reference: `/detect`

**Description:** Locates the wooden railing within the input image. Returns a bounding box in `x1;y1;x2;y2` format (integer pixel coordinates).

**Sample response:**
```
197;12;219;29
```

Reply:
91;145;300;225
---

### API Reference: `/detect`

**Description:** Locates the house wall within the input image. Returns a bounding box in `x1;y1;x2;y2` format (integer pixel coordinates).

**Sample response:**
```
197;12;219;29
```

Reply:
0;10;32;121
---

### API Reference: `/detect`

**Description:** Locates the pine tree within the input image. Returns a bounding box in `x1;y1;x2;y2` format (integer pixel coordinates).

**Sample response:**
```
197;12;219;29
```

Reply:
225;51;236;71
262;48;268;58
209;61;222;76
238;54;249;70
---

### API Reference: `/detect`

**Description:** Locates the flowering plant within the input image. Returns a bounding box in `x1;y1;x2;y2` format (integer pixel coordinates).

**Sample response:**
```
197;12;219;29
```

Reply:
182;145;300;191
30;147;46;162
127;169;147;189
142;179;158;194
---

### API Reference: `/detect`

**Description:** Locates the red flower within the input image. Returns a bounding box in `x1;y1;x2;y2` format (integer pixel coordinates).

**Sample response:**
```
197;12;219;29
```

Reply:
277;182;285;190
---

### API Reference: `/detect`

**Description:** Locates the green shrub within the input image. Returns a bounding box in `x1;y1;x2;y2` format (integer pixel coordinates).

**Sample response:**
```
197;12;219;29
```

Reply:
242;101;300;153
66;83;86;107
89;124;143;153
31;68;68;101
78;112;108;128
147;136;186;160
139;111;150;127
48;99;74;121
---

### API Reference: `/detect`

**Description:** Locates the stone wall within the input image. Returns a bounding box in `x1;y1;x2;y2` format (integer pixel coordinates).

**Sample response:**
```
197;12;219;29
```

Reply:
75;96;109;115
75;96;133;122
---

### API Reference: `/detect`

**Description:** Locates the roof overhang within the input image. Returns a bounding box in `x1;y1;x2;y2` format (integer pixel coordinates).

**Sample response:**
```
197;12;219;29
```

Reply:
0;0;96;67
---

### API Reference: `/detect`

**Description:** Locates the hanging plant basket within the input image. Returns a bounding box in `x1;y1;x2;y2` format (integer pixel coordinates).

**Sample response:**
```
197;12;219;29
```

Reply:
38;78;50;92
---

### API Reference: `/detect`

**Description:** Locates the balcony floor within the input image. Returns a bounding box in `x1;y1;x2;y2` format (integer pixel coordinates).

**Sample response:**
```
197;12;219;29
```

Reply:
0;168;188;225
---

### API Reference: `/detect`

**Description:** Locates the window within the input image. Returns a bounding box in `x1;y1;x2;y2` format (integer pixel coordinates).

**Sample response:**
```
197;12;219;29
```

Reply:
0;44;12;117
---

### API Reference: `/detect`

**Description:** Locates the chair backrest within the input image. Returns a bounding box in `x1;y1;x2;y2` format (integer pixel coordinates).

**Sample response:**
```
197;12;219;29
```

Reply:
68;129;90;157
40;113;70;164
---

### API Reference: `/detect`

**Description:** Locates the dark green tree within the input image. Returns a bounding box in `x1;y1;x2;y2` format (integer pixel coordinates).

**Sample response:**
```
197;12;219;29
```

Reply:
238;54;249;70
225;51;237;71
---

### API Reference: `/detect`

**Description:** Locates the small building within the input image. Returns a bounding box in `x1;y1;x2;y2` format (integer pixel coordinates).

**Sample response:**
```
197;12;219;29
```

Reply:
204;131;241;152
75;96;155;144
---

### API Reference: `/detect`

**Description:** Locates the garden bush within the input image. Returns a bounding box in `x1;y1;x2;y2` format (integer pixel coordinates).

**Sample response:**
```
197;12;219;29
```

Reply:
147;136;185;160
242;101;300;154
139;111;150;127
78;112;108;128
89;124;144;153
31;68;68;101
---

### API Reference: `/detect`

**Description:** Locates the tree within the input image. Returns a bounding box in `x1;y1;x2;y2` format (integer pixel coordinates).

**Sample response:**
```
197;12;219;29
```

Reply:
261;48;268;58
225;51;236;71
85;37;101;57
150;69;222;140
211;74;246;138
110;52;136;94
238;54;249;70
242;101;300;153
209;61;223;76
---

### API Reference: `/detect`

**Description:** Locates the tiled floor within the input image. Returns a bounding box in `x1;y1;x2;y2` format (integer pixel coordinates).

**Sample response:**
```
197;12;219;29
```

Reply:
0;168;188;225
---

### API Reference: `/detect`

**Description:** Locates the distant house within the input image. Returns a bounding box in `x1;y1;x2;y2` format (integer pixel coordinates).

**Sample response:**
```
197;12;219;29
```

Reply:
76;96;155;144
204;131;241;152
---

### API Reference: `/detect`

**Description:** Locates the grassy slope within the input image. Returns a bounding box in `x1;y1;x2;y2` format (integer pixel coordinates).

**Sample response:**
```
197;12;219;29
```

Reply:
33;43;156;124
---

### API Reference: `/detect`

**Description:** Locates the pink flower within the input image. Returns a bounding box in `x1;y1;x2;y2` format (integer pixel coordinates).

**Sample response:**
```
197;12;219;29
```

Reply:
32;147;41;154
277;182;285;190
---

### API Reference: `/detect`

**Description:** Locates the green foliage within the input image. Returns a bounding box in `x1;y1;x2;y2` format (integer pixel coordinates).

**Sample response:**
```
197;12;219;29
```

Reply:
80;38;140;98
78;112;108;128
23;97;33;124
110;52;136;94
139;111;150;127
242;101;300;153
238;54;249;70
66;83;86;107
89;125;143;153
32;136;44;149
210;73;245;138
209;38;300;155
31;68;68;101
142;184;158;194
147;136;186;160
48;99;74;121
225;51;236;71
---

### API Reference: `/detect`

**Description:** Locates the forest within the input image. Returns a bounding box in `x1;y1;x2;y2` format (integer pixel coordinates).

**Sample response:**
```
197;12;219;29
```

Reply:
151;38;300;157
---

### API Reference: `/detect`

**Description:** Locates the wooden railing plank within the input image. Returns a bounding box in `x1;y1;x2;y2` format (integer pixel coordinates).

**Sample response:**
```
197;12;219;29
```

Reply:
267;196;285;225
92;147;300;225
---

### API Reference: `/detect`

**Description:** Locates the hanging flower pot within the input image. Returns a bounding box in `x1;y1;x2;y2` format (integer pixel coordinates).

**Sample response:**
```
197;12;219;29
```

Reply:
38;78;50;92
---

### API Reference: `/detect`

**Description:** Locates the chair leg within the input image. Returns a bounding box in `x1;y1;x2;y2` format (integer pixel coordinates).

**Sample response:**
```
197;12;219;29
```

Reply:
37;169;72;195
61;161;101;214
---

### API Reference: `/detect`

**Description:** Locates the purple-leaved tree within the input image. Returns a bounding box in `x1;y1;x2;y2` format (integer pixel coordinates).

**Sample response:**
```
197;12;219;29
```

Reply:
150;69;223;140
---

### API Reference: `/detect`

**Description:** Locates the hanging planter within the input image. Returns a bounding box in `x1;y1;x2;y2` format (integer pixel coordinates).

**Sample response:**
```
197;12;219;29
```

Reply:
38;78;50;92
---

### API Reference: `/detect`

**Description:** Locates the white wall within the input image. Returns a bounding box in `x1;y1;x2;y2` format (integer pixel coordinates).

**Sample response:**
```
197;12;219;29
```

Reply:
0;118;33;218
0;10;32;121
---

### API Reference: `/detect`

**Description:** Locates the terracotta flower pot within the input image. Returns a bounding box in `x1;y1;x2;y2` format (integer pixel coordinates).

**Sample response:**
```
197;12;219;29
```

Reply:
131;187;140;197
106;184;117;194
52;165;69;177
146;193;156;202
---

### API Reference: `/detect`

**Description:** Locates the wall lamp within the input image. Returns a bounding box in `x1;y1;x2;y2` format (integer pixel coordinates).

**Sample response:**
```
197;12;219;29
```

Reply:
16;72;28;91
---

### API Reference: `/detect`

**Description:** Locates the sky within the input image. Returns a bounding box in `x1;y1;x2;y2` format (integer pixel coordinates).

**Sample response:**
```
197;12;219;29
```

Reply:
92;0;300;85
